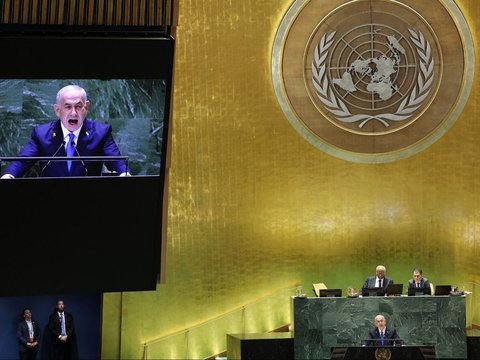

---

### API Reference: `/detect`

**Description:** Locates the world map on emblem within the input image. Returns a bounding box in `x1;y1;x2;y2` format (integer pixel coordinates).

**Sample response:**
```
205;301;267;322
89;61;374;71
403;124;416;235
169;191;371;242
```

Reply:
333;34;405;101
311;25;434;131
272;0;474;162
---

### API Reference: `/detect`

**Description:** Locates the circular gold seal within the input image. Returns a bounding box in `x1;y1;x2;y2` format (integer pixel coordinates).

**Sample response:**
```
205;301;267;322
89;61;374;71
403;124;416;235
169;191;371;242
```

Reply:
375;347;392;360
272;0;474;163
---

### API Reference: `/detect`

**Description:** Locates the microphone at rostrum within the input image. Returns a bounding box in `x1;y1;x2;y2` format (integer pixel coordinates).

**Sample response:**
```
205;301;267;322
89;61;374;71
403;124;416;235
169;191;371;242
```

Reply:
40;141;66;176
72;141;88;176
361;339;405;346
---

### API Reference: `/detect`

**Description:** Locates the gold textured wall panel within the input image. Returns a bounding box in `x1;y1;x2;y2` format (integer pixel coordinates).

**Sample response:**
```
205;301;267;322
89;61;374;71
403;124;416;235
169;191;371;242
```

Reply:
102;1;480;359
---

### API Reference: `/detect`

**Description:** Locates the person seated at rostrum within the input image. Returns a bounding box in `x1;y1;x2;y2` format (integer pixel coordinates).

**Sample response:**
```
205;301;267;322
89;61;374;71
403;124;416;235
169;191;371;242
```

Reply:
407;268;430;289
363;264;394;290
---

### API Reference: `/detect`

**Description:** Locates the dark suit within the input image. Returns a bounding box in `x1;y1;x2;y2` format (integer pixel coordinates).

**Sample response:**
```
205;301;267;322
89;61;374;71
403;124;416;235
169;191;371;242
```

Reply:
48;311;76;360
363;276;394;290
365;326;404;346
407;277;430;289
17;319;41;360
3;119;128;178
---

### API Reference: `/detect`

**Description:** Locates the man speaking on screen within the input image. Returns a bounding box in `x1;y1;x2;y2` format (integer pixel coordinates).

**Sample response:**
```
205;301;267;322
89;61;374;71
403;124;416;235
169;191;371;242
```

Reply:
1;84;130;178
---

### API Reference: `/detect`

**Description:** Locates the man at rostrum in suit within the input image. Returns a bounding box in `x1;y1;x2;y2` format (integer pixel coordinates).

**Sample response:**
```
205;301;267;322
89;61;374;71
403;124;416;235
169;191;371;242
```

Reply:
363;264;394;290
1;84;130;178
364;314;404;346
17;308;41;360
407;268;431;289
48;299;76;360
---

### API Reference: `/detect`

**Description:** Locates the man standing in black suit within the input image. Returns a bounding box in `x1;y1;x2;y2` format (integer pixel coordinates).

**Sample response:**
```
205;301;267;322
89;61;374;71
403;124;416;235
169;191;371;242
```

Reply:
17;308;41;360
363;264;394;290
364;314;404;346
48;300;76;360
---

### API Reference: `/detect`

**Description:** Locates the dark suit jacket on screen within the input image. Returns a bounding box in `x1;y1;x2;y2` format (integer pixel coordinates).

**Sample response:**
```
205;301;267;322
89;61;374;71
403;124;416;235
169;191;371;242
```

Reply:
17;319;41;352
3;119;128;177
363;276;394;290
407;277;430;289
365;326;404;346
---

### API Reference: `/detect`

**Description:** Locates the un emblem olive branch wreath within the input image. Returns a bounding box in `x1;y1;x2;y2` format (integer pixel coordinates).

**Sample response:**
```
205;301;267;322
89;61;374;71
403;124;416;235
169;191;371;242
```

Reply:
311;29;434;129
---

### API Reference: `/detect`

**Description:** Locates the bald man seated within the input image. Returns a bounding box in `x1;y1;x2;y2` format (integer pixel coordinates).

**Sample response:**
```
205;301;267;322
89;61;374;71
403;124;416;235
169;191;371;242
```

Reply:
363;265;394;290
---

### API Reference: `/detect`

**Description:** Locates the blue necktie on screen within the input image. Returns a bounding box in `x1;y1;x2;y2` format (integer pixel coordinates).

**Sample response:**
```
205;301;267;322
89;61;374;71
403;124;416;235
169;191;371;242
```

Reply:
67;133;75;172
380;331;384;345
60;313;66;336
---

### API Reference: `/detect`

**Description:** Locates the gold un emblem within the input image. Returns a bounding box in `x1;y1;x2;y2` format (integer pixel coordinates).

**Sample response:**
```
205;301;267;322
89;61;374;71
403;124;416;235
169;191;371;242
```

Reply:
272;0;474;163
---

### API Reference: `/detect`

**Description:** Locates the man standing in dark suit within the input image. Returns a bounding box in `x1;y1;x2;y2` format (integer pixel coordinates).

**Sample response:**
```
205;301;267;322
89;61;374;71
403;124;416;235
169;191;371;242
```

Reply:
363;264;394;290
1;84;130;178
364;314;404;346
407;268;431;289
17;308;41;360
48;300;76;360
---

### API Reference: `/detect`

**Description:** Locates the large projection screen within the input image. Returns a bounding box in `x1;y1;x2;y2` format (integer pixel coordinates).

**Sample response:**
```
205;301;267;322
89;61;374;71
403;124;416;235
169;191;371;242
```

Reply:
0;35;174;296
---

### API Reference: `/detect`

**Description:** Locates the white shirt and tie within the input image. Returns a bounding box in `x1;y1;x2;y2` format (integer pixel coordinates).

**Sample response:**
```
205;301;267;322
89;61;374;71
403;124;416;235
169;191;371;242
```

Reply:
58;311;66;338
60;125;131;177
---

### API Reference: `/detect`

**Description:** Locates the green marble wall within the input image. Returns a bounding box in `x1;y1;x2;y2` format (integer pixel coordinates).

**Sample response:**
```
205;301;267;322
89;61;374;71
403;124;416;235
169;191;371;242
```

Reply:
293;296;467;359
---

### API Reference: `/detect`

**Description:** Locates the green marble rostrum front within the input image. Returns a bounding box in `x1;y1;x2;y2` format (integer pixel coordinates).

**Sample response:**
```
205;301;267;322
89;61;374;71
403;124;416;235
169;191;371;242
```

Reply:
292;295;467;359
